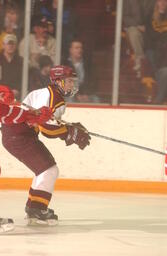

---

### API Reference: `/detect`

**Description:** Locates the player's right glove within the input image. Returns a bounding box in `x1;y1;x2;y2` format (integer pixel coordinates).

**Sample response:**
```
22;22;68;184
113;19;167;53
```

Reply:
65;123;91;150
26;106;53;125
36;106;53;124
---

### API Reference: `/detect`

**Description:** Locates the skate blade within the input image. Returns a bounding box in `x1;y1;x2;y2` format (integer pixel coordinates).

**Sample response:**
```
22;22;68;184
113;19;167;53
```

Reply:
26;218;58;227
0;223;15;233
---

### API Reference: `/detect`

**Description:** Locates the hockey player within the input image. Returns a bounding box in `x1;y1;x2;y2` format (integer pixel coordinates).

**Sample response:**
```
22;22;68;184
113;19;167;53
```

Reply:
1;66;91;226
0;85;53;232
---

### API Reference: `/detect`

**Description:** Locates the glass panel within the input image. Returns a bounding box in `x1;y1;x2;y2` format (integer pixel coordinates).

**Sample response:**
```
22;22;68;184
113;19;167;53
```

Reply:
63;0;115;104
4;0;116;105
28;0;114;104
61;0;116;104
25;0;57;94
121;0;167;106
3;1;166;106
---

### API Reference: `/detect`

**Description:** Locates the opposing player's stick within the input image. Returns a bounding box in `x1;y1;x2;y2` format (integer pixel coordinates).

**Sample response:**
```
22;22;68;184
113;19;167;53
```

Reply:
21;102;166;156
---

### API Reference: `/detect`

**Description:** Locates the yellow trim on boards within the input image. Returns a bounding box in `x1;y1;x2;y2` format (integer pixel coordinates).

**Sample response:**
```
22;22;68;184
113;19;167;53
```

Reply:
0;178;167;194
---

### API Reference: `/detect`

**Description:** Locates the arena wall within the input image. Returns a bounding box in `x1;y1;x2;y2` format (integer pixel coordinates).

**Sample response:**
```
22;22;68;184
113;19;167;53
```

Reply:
1;105;167;193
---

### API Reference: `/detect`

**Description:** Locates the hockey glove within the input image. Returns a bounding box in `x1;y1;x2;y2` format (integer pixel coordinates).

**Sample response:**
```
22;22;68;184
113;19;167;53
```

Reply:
26;106;53;125
65;123;91;150
71;122;88;132
36;106;53;124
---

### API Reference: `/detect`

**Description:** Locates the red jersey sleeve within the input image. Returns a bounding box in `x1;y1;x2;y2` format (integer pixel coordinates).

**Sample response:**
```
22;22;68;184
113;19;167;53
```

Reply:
0;103;27;124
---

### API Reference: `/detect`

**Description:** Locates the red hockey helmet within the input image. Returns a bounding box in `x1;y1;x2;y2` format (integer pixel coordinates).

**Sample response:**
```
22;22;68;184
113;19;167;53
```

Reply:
50;65;78;97
0;85;14;104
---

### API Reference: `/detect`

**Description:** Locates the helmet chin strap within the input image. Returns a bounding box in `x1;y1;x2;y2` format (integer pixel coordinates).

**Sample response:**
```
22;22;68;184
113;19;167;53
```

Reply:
53;77;78;97
54;79;68;97
55;79;73;97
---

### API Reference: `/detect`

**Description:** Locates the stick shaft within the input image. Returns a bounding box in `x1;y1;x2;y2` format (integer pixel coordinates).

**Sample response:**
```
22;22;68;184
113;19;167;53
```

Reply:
89;132;165;156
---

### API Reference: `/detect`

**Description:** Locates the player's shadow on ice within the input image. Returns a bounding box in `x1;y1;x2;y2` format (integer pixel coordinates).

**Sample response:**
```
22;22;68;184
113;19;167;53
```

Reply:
58;218;167;234
1;218;167;236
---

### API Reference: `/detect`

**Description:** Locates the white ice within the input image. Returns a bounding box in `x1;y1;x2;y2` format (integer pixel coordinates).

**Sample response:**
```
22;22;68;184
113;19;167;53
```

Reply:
0;190;167;256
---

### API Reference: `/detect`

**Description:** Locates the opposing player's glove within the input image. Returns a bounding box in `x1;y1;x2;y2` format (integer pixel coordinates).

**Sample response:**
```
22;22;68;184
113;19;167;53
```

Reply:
26;106;53;125
65;123;91;150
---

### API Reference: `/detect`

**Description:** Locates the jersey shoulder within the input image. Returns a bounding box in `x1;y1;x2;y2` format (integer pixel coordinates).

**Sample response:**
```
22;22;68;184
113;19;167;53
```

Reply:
47;85;65;110
23;88;50;109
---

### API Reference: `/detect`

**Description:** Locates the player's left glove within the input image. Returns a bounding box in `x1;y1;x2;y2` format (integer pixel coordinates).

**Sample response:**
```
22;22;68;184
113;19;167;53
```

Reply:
65;122;91;150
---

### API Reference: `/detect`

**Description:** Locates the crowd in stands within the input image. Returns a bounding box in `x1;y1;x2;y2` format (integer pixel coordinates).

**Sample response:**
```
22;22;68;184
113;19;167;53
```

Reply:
0;0;100;103
0;0;167;105
123;0;167;104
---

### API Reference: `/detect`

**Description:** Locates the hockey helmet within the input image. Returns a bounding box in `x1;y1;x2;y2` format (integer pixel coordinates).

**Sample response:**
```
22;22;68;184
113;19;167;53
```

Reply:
50;65;78;97
0;85;14;104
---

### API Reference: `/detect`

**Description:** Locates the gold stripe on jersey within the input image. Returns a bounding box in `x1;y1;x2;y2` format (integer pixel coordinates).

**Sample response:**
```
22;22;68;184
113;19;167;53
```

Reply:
48;85;54;109
52;101;65;112
28;195;49;206
48;85;65;112
38;125;67;136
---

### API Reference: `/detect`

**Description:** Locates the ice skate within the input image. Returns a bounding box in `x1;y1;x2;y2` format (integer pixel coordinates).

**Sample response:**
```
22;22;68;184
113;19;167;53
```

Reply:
0;218;14;232
25;206;58;226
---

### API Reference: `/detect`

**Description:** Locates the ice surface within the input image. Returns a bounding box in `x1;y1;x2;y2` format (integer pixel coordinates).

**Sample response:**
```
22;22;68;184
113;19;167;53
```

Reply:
0;191;167;256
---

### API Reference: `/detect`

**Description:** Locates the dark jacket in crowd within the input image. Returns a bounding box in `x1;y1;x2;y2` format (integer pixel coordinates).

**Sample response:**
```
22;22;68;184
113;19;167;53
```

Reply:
123;0;156;28
0;52;23;91
28;67;50;92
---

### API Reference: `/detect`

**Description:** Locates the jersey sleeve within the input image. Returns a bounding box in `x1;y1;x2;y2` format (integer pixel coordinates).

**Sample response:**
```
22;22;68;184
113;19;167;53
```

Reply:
0;104;28;124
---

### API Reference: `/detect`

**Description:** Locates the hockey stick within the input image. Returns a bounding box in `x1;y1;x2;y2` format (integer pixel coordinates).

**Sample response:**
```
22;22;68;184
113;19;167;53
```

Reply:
58;119;165;156
87;132;165;156
21;102;166;156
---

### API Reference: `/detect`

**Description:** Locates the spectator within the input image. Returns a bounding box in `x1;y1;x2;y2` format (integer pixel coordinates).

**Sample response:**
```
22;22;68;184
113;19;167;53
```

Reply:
145;0;167;104
123;0;156;78
32;0;78;59
0;3;22;52
62;39;99;103
0;33;23;99
19;15;56;68
28;55;53;92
